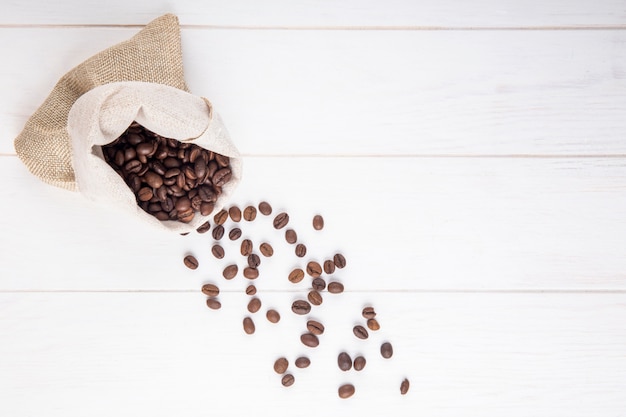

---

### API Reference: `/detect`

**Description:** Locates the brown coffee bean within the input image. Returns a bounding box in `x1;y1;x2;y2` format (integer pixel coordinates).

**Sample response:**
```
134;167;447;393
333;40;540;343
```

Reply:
240;239;253;256
333;253;347;268
213;209;228;225
400;378;410;395
243;317;255;334
201;283;219;297
223;264;238;280
288;268;305;284
306;320;325;335
266;309;281;323
273;357;289;374
362;307;376;319
281;374;295;387
295;357;310;368
206;298;221;310
291;300;311;315
212;225;225;240
175;196;191;212
211;244;225;259
338;352;352;371
247;297;262;313
338;384;355;399
353;356;366;371
138;187;153;202
228;227;242;240
194;157;207;179
258;201;272;215
213;168;232;187
323;260;335;275
353;325;369;340
311;278;326;291
245;284;257;296
243;205;257;221
125;159;142;174
367;318;381;331
247;254;261;268
285;229;297;244
215;153;230;167
243;267;259;279
381;342;393;359
300;333;319;348
273;212;289;229
183;255;198;270
312;214;324;230
306;261;322;278
307;290;323;306
327;282;344;294
228;206;241;222
295;244;307;257
198;185;216;202
200;202;214;216
144;171;163;189
259;243;274;257
196;221;211;234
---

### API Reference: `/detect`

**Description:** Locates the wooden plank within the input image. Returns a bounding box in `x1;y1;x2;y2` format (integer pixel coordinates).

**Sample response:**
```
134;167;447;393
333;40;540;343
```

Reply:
1;292;625;416
1;0;625;27
2;156;626;291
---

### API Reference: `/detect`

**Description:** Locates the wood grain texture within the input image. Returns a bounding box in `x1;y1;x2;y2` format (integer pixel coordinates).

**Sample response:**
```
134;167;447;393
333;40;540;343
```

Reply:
2;29;626;156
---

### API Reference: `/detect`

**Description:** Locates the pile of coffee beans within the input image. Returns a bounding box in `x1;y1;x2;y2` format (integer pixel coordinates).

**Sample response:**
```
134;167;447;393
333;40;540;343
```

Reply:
184;201;410;398
101;122;233;223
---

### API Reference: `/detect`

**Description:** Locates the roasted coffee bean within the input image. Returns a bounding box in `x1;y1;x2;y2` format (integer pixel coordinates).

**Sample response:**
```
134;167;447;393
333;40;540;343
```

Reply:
206;298;221;310
281;374;295;387
306;320;325;335
200;202;214;216
213;168;232;187
273;212;289;229
211;244;225;259
194;157;207;179
228;206;242;222
295;357;310;368
243;205;257;221
323;260;335;275
266;309;281;323
312;278;326;291
223;264;238;280
247;297;262;313
381;342;393;359
259;243;274;257
400;378;410;395
312;214;324;230
138;187;153;202
338;352;352;371
307;290;323;306
338;384;355;399
177;208;195;223
228;227;242;240
258;201;272;215
367;318;381;331
273;357;289;374
215;153;230;168
183;255;199;270
247;254;261;268
327;282;344;294
243;317;255;334
240;239;253;256
334;253;347;268
212;225;225;240
295;244;307;257
291;300;311;315
124;146;137;162
353;325;369;340
306;261;322;278
285;229;297;244
300;333;319;348
353;356;366;371
213;209;228;225
175;196;191;212
125;159;142;174
362;307;376;319
201;283;220;297
198;185;216;202
144;171;163;188
191;195;203;211
245;284;257;296
288;269;305;284
243;267;259;279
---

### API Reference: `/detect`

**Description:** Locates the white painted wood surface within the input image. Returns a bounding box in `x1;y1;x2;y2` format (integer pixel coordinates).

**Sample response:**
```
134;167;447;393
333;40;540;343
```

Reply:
1;3;625;417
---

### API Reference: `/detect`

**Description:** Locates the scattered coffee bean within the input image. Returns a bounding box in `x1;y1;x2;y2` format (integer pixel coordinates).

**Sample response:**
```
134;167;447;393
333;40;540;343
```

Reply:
222;264;238;280
240;239;253;256
213;209;228;225
245;284;257;296
288;268;305;284
228;206;242;222
266;309;281;323
353;356;366;371
362;307;376;319
247;297;262;313
243;205;257;221
196;221;211;234
338;384;355;399
311;278;326;291
228;227;242;240
367;318;380;331
212;225;225;240
312;214;324;230
323;260;335;275
273;357;289;374
258;201;272;215
281;374;295;387
259;242;274;257
243;267;259;280
243;317;255;334
285;229;297;244
206;298;221;310
295;243;307;257
306;320;325;335
353;325;369;340
400;378;410;395
327;282;344;294
211;244;225;259
333;253;347;269
306;261;322;278
201;283;220;297
295;357;310;368
338;352;352;371
247;254;261;268
307;290;323;306
183;255;199;270
273;212;289;229
381;342;393;359
291;300;312;315
300;333;319;348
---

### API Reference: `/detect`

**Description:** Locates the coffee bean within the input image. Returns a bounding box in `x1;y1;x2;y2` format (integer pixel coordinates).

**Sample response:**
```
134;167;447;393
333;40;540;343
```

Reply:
291;300;311;315
300;333;319;348
323;260;335;275
223;264;238;280
243;267;259;280
311;278;326;291
353;325;369;340
259;243;274;257
196;221;211;234
338;384;355;399
194;157;207;179
240;239;253;256
306;320;325;335
201;283;219;297
247;297;262;313
198;185;216;202
306;261;322;278
333;253;347;268
138;187;153;202
213;168;232;187
228;206;241;222
380;342;393;359
353;356;366;371
327;282;344;294
307;290;323;306
183;255;199;270
285;229;297;244
175;196;191;212
243;205;257;221
258;201;272;215
247;254;261;268
266;309;281;323
288;268;305;284
243;317;255;334
312;214;324;230
228;227;242;240
338;352;352;371
295;357;310;368
273;212;289;229
212;225;225;240
400;378;410;395
273;357;288;374
215;153;230;168
144;171;163;189
213;209;228;225
200;202;214;216
367;318;380;331
211;244;225;259
281;374;295;387
295;244;307;258
206;298;221;310
362;307;376;319
245;284;257;295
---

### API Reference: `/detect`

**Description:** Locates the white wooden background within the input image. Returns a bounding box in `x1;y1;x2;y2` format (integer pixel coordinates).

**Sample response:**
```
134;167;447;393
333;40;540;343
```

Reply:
1;2;626;416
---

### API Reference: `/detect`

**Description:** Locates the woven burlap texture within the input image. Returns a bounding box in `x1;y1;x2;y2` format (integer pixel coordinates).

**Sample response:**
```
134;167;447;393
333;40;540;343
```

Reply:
14;14;187;191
